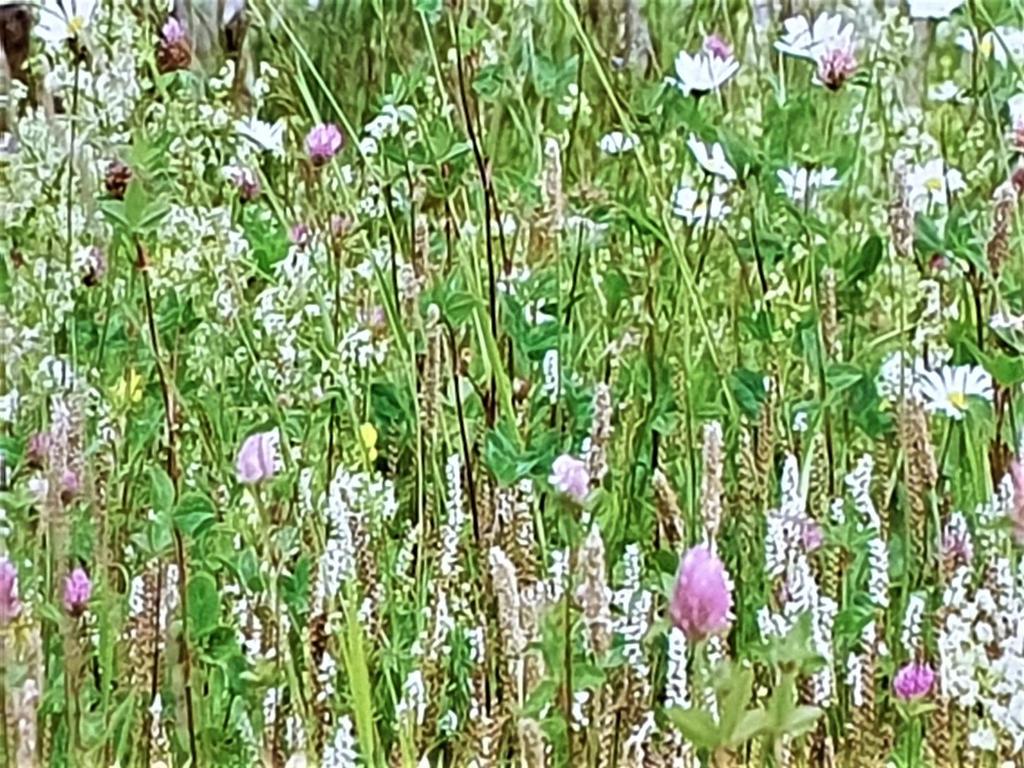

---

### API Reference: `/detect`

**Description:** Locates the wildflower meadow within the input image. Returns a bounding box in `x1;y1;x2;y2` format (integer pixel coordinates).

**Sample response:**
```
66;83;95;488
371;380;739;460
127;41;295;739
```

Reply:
2;0;1024;765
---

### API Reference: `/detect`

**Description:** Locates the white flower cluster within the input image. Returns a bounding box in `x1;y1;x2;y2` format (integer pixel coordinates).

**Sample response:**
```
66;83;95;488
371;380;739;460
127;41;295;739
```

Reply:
940;556;1024;755
322;715;360;768
440;453;466;578
613;545;651;678
901;593;926;653
396;670;427;727
317;467;397;604
359;103;418;157
765;454;806;578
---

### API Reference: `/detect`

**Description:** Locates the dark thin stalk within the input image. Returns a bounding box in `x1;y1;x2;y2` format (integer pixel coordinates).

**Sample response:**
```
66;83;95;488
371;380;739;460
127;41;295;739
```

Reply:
140;252;198;767
452;17;498;426
446;326;480;545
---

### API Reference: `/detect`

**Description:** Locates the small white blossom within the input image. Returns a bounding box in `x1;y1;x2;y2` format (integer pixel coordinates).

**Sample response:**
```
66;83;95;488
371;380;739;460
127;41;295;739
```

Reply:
598;130;639;155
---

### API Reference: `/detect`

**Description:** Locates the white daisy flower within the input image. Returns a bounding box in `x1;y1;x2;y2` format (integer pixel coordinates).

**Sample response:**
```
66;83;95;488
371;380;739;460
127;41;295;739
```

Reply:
235;116;286;157
666;49;739;96
1008;93;1024;125
928;81;964;103
775;13;854;61
35;0;99;48
908;0;966;19
917;364;992;420
671;180;731;226
687;134;736;181
598;131;639;155
223;0;245;24
777;165;839;205
956;27;1024;66
990;311;1024;333
905;158;966;212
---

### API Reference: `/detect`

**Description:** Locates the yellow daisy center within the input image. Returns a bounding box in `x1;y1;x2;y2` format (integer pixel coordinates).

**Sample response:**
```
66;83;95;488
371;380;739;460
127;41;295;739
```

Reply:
68;15;85;36
949;391;967;410
980;38;994;58
925;177;943;191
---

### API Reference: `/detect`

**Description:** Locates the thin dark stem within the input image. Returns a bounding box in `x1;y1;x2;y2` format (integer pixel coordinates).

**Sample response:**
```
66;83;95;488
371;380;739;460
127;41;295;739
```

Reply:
447;326;480;546
453;18;498;426
140;252;198;766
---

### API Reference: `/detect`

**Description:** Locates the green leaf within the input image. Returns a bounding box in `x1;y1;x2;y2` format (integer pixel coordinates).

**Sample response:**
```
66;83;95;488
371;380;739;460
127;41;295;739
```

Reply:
975;348;1024;387
174;492;216;537
845;234;883;288
483;417;524;485
781;705;824;738
825;363;864;393
440;288;480;327
728;368;768;420
666;707;721;750
99;200;130;231
148;466;175;514
123;178;148;231
718;665;755;744
413;0;443;22
730;708;771;747
187;571;220;640
914;214;944;255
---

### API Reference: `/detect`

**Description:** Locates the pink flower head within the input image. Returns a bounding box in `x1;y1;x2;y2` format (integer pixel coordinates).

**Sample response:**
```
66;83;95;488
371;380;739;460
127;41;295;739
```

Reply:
942;516;973;567
548;454;590;503
703;34;732;60
929;253;950;273
63;567;92;617
289;223;311;246
236;429;283;485
801;520;824;553
330;213;352;237
83;246;107;287
893;662;935;700
817;46;857;90
161;17;186;45
304;123;344;166
226;166;261;202
1010;458;1024;544
25;431;51;469
60;468;81;505
0;557;22;626
670;546;733;642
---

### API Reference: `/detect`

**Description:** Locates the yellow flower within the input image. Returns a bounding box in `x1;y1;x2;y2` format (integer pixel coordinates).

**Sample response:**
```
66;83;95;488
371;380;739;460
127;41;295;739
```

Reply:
359;422;378;462
112;368;143;407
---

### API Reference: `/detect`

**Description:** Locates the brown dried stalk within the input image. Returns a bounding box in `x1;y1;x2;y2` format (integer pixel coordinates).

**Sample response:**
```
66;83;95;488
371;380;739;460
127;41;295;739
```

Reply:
576;526;612;657
700;421;724;541
652;469;685;549
888;159;914;261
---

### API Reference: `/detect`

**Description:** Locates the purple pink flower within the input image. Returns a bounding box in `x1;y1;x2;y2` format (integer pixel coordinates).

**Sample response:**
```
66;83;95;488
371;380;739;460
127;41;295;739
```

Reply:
290;223;311;246
893;662;935;700
225;166;261;203
817;46;857;90
703;34;732;60
161;17;186;45
25;431;51;469
670;546;733;642
60;468;81;504
63;567;92;617
236;429;283;485
304;123;344;166
0;558;22;626
801;520;824;552
548;454;590;503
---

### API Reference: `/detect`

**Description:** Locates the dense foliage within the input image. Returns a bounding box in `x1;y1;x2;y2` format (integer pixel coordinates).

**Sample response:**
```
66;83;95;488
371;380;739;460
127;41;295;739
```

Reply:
2;0;1024;766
